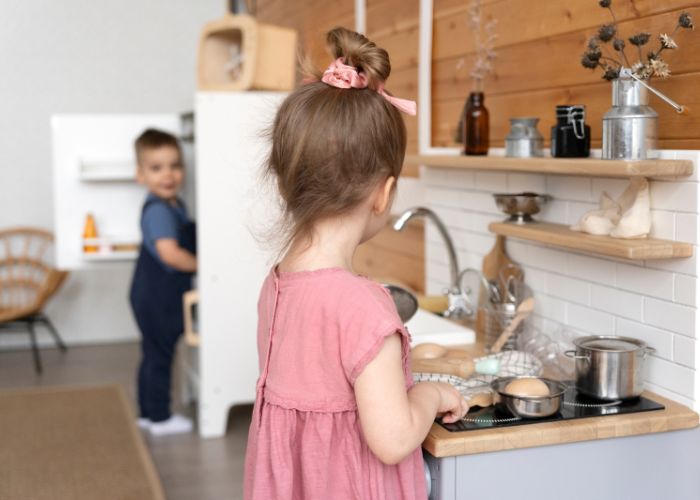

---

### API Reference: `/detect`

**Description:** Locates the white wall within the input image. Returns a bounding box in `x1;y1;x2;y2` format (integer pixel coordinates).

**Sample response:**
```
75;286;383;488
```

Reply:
0;0;224;347
422;150;699;408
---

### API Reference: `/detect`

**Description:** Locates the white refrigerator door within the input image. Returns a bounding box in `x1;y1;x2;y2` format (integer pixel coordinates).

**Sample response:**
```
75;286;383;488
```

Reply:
51;114;185;270
195;92;286;438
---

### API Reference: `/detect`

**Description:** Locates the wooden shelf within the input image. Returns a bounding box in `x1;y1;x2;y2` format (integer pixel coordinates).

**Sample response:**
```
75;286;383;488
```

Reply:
406;154;694;179
489;221;693;260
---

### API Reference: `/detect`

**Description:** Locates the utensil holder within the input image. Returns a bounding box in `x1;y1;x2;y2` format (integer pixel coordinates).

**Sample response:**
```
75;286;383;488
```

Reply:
483;302;524;352
482;283;533;351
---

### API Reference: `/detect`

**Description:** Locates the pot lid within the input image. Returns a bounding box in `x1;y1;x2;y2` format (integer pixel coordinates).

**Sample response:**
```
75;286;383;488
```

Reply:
574;335;646;352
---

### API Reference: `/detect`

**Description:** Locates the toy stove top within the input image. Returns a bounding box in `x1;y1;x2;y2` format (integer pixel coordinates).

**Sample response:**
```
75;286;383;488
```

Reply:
441;383;665;432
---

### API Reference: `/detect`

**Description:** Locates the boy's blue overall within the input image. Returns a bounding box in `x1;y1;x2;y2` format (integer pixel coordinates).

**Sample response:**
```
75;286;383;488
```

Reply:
129;197;196;422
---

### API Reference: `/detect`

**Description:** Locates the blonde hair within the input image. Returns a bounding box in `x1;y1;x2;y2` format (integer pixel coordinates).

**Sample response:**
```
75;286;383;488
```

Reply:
267;27;407;250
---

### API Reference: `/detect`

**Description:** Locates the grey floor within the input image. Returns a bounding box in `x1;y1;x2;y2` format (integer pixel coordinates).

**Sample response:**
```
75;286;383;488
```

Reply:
0;341;250;500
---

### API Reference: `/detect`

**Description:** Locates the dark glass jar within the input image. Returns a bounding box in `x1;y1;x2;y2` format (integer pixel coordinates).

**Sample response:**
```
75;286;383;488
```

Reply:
551;105;591;157
463;92;489;155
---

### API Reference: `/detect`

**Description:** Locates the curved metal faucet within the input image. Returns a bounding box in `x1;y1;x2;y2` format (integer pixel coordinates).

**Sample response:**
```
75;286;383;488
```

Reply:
393;207;472;318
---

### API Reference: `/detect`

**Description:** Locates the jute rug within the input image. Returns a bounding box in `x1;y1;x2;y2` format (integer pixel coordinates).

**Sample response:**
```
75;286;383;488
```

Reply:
0;384;165;500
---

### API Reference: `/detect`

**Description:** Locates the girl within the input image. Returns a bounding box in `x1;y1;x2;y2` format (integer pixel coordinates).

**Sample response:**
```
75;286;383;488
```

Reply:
244;27;469;500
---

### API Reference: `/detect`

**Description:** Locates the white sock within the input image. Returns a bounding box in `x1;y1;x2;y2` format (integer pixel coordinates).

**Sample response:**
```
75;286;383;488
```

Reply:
149;414;193;436
137;418;151;430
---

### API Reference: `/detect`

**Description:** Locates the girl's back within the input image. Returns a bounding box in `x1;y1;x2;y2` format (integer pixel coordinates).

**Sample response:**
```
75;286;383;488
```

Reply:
245;267;426;499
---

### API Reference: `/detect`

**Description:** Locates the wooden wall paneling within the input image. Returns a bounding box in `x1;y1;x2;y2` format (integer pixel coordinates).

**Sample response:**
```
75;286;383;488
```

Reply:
366;0;419;37
432;7;700;100
431;72;700;148
432;0;696;61
354;221;425;293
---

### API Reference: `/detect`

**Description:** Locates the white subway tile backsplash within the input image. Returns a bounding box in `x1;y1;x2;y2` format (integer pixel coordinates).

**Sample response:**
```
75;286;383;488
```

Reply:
421;167;452;187
447;169;475;188
537;294;567;323
646;252;698;277
591;284;643;321
507;173;546;193
523;266;547;292
461;191;501;215
615;318;673;360
646;356;695;396
674;336;696;368
650;181;698;213
674;273;696;307
546;176;592;202
539;200;569;225
426;258;450;286
643;297;696;338
426;186;462;207
675;213;698;244
422;151;698;406
616;263;674;300
527;245;569;274
545;273;590;305
475;171;507;192
644;382;695;409
649;210;675;240
673;151;700;182
567;303;615;335
567;254;617;286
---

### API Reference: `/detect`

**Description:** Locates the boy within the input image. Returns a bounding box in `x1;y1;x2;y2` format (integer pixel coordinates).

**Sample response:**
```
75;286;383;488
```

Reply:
129;128;197;436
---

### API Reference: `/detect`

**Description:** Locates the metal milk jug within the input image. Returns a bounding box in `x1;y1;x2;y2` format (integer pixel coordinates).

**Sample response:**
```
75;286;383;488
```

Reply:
505;117;544;158
602;68;686;160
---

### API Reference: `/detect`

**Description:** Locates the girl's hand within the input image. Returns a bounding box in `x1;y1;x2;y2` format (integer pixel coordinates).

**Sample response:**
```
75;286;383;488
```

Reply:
432;382;469;423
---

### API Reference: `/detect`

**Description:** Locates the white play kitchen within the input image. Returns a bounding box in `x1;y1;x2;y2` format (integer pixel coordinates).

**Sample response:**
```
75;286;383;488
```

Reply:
49;1;700;497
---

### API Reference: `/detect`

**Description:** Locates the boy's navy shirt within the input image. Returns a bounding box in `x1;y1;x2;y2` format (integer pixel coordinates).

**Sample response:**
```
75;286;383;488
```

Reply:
140;192;193;272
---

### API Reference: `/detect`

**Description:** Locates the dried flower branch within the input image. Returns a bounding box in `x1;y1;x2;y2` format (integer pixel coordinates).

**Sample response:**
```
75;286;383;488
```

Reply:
581;2;694;81
465;0;497;91
660;33;678;49
679;12;694;29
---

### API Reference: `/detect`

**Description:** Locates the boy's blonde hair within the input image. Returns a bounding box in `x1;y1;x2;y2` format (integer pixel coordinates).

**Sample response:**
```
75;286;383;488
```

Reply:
267;27;407;249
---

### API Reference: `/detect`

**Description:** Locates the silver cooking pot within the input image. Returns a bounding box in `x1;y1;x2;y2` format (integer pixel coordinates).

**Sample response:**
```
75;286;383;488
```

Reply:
565;335;655;401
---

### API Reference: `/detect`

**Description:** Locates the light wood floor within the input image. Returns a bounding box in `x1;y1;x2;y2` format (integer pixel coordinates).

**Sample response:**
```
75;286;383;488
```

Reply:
0;342;250;500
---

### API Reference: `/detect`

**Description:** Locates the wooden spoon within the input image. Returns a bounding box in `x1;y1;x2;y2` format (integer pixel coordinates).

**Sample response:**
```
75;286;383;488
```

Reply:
490;297;536;353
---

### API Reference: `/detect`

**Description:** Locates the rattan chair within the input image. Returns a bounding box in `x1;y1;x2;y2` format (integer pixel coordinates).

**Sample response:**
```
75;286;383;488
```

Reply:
0;228;69;373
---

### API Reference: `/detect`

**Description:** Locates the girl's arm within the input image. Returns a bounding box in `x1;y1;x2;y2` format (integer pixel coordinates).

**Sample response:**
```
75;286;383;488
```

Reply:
155;238;197;272
354;333;468;465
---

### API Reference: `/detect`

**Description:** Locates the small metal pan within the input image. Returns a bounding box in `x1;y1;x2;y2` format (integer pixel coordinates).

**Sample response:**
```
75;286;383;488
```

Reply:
491;376;568;419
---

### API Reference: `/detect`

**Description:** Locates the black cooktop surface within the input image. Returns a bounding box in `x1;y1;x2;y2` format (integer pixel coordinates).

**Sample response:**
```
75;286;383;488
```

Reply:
440;383;665;432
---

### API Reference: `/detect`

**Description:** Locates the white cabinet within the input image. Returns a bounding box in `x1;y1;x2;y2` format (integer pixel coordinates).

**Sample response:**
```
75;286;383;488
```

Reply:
51;114;191;270
195;92;286;438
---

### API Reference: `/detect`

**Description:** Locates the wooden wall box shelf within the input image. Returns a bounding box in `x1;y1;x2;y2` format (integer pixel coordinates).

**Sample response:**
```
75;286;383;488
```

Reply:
407;155;694;180
489;221;693;260
198;14;297;91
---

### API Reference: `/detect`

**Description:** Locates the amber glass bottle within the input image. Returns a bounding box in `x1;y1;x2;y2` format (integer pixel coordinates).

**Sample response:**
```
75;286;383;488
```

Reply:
463;92;489;155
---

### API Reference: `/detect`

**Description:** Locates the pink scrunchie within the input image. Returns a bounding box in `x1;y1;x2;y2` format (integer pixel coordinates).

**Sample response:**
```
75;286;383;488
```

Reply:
320;58;417;116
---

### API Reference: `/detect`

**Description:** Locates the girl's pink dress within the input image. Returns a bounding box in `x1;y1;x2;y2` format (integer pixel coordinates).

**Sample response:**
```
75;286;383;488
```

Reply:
244;267;427;500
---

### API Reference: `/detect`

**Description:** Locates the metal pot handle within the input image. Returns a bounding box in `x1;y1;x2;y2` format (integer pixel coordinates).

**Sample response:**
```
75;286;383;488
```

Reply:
643;346;656;359
564;350;590;362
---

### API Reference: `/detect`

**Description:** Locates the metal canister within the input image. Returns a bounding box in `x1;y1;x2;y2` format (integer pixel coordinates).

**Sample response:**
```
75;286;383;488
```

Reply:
551;105;590;157
602;77;658;160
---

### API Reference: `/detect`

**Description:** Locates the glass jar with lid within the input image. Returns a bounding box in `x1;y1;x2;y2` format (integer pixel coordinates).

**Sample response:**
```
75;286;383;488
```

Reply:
551;105;590;157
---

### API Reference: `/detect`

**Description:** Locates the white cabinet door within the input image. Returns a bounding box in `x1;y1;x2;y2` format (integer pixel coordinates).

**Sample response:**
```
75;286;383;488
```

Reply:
195;92;286;438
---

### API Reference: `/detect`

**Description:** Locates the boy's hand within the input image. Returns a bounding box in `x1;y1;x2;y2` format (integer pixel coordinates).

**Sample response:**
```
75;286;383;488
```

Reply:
155;238;197;273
